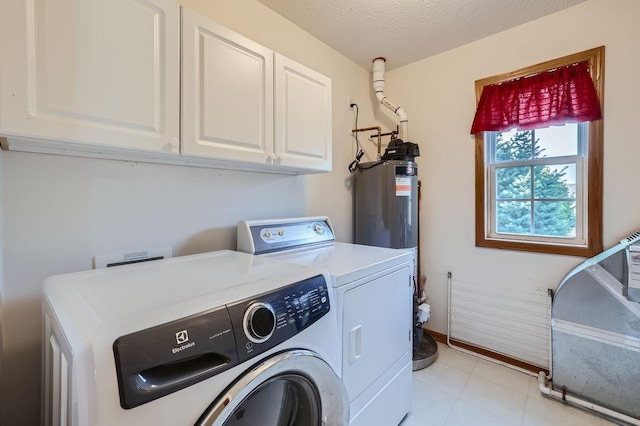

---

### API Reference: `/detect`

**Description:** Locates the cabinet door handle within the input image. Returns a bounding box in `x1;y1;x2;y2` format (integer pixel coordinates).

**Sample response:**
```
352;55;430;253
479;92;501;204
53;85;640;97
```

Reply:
277;154;285;164
267;153;276;163
349;325;362;364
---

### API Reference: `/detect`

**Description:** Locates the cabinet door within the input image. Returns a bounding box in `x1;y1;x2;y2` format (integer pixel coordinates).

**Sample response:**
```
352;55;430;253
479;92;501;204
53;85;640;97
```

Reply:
274;54;332;172
0;0;180;153
181;8;274;164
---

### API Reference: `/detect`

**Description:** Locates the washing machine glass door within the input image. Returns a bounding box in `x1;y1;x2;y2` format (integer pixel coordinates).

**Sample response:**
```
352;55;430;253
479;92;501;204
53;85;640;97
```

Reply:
196;350;348;426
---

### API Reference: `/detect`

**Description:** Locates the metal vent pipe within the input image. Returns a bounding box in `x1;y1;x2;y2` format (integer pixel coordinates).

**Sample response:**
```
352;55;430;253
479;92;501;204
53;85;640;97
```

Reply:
372;57;408;140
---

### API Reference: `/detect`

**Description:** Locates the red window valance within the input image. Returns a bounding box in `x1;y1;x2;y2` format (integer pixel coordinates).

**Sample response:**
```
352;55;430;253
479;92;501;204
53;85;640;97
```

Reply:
470;61;602;134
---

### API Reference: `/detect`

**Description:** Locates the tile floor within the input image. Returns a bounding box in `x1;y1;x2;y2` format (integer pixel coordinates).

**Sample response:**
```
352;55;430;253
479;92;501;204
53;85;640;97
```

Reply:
401;342;619;426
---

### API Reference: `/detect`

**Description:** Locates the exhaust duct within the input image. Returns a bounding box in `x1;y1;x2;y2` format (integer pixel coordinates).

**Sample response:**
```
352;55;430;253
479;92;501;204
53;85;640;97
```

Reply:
372;57;408;140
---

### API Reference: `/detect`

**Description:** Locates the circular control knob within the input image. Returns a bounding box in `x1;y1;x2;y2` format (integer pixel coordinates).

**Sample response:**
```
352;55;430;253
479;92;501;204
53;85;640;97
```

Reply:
243;302;276;343
313;223;325;234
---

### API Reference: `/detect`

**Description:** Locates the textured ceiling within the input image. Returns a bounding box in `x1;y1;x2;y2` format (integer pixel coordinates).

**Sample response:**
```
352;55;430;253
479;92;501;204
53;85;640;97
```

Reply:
256;0;587;70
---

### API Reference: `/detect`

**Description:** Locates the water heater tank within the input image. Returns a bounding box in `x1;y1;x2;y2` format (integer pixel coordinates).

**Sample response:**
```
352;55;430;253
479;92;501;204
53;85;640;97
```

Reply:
354;160;418;250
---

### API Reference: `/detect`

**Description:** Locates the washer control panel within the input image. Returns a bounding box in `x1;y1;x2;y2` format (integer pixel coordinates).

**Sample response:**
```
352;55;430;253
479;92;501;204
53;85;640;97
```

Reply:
113;274;330;409
228;274;330;363
238;217;335;254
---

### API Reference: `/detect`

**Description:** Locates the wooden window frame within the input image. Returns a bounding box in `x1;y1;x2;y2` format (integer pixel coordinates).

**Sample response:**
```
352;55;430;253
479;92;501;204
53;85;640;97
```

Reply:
474;46;605;257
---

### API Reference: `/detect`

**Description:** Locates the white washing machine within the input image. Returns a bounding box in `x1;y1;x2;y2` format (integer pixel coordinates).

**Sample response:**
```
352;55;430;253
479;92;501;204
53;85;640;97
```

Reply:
237;217;414;426
42;250;348;425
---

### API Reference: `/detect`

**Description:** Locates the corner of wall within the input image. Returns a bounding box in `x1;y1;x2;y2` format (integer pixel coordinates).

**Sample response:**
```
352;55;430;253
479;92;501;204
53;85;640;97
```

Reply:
0;148;5;382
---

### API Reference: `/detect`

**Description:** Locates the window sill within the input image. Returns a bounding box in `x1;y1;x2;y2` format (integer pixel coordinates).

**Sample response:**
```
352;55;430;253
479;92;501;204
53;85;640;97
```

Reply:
476;236;602;257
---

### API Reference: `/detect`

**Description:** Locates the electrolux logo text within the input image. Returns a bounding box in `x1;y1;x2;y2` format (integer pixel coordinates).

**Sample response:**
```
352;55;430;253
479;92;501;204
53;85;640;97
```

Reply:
173;330;195;354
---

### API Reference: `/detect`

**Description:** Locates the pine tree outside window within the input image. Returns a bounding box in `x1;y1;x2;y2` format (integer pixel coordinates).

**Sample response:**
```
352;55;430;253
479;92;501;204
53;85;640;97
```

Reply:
472;47;604;257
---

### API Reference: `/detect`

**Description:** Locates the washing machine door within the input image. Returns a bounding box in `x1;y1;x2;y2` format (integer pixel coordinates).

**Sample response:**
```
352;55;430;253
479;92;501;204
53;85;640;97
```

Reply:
196;350;348;426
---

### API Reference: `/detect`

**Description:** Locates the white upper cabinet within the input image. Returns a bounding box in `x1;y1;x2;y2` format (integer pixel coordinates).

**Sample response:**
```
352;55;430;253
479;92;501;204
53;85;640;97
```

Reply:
181;8;274;165
275;54;332;172
0;0;180;153
0;2;331;173
181;9;332;173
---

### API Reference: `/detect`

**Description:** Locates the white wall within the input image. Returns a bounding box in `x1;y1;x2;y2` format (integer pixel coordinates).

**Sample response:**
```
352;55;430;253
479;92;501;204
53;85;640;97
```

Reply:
377;0;640;336
0;0;373;423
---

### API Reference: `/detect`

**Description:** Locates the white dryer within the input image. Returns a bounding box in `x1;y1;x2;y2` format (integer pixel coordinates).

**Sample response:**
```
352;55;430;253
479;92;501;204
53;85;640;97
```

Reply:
42;250;348;425
238;217;414;426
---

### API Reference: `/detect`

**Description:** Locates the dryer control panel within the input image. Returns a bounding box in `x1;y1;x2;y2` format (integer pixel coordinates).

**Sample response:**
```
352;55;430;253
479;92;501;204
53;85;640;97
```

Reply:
237;217;335;254
113;274;330;409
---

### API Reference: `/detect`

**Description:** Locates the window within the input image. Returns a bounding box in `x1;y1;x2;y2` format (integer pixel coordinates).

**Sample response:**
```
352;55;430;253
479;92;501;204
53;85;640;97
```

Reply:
474;47;604;257
489;125;584;241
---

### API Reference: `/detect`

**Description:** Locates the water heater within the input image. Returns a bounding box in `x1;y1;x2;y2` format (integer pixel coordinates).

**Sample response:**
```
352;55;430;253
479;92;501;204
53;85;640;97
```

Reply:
354;160;418;250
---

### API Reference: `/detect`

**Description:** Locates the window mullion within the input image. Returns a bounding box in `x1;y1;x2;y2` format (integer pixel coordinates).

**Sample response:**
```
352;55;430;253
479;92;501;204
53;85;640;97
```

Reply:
531;129;536;160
